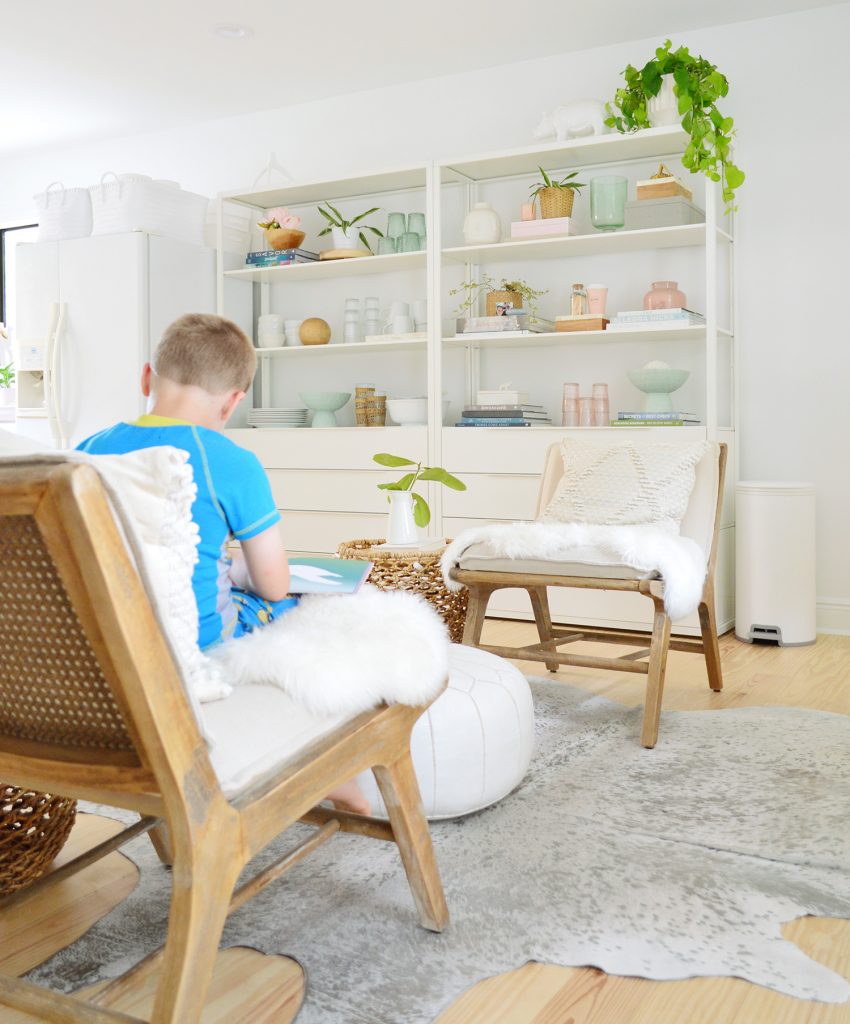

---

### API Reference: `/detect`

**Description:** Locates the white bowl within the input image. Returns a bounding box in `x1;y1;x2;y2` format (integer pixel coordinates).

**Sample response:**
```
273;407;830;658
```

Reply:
387;397;427;426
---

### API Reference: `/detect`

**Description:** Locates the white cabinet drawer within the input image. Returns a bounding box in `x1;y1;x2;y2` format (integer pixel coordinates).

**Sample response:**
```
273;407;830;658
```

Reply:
442;474;539;521
280;511;387;554
227;426;427;470
268;469;405;515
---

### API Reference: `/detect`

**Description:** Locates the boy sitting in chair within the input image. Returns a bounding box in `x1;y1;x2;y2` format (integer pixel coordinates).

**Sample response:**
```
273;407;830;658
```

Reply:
78;312;369;814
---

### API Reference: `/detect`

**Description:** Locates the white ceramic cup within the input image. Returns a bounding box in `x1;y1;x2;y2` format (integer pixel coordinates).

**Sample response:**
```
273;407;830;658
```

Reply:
411;299;427;321
364;296;380;308
389;315;414;334
389;301;410;317
258;328;284;349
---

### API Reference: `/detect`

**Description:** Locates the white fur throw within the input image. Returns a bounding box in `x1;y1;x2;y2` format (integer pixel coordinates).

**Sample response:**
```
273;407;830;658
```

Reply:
208;586;450;717
441;522;707;621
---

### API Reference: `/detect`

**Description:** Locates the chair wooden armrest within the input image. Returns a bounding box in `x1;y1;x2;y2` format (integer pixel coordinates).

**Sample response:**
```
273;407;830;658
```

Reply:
0;460;447;1023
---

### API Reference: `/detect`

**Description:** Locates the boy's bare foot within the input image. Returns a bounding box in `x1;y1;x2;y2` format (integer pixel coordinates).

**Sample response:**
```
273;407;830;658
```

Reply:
325;779;371;816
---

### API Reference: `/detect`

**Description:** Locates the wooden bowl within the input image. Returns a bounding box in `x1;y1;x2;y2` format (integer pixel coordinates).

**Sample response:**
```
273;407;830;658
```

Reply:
265;227;306;251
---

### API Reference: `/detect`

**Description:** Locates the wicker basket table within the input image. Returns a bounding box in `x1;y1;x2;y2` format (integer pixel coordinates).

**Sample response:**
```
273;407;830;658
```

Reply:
337;538;468;643
0;786;77;897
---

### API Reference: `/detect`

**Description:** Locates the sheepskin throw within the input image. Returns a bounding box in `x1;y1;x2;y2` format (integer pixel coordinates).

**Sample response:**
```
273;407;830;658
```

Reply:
539;437;713;529
442;522;707;620
209;586;450;717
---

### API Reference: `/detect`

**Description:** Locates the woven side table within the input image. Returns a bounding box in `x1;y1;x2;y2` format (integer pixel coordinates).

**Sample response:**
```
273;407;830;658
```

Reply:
337;538;468;643
0;786;77;897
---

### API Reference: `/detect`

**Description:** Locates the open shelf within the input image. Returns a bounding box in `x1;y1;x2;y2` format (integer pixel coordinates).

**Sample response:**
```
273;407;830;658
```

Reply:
443;325;731;349
225;250;426;283
442;224;708;264
256;337;427;356
441;126;690;182
221;165;429;209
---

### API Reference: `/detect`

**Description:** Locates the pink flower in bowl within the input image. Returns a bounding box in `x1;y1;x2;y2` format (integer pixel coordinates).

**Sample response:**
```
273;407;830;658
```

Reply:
257;206;302;230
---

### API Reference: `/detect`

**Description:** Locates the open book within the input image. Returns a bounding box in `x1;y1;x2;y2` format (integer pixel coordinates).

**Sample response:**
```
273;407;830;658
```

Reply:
288;556;373;595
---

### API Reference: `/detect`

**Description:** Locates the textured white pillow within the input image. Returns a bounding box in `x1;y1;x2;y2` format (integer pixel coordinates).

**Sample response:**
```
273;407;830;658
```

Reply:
539;437;712;530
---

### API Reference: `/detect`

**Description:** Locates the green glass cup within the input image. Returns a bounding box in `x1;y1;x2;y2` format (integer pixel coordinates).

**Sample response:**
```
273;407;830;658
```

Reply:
386;212;406;240
590;175;628;232
376;236;397;256
407;212;426;239
400;231;420;253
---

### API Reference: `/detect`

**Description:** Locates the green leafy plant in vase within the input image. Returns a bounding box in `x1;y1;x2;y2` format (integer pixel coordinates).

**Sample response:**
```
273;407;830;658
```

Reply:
317;203;384;253
528;166;586;219
373;452;466;544
450;274;548;321
604;39;745;210
0;364;14;389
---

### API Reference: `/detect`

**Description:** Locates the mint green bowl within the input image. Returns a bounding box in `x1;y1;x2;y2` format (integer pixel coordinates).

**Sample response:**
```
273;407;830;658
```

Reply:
626;368;689;413
299;391;351;427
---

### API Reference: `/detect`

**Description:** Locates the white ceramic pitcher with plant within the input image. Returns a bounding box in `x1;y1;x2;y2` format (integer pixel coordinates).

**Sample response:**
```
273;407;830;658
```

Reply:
373;453;466;545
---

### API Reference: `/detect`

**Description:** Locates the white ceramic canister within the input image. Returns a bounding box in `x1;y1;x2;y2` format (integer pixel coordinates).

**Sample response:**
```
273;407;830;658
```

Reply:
647;75;679;127
462;202;502;245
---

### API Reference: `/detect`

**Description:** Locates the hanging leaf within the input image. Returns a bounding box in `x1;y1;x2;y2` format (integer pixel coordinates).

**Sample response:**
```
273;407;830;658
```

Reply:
418;467;466;490
411;492;431;527
349;207;380;225
373;453;417;467
378;474;416;491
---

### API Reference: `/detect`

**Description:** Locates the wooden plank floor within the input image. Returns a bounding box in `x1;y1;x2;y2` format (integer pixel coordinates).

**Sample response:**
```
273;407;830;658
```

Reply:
2;624;848;1022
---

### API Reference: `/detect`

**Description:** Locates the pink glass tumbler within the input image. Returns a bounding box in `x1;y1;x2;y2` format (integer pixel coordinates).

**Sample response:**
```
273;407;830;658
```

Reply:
562;382;580;426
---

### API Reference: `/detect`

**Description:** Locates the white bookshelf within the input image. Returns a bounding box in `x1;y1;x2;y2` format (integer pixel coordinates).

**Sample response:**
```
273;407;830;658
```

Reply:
215;124;736;634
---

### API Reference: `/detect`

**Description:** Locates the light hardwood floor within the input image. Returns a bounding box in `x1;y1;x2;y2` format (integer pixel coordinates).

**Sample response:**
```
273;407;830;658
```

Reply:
2;623;848;1023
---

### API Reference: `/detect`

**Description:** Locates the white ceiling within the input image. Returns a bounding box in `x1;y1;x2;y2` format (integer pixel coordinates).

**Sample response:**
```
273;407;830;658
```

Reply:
2;0;840;155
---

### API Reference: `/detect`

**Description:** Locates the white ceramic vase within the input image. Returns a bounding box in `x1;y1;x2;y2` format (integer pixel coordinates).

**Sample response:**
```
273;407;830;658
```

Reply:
462;203;502;245
386;491;420;545
647;74;680;127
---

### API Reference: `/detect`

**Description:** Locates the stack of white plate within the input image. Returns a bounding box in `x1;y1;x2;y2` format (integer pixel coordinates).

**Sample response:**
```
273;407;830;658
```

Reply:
247;407;308;429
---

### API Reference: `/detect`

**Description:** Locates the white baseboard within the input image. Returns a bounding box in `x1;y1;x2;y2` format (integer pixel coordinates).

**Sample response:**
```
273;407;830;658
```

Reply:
817;598;850;636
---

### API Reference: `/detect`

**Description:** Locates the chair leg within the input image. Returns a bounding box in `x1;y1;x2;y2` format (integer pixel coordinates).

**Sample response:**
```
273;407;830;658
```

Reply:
528;586;559;672
149;822;173;866
147;818;243;1024
698;583;724;692
373;752;448;933
462;584;492;647
640;600;672;749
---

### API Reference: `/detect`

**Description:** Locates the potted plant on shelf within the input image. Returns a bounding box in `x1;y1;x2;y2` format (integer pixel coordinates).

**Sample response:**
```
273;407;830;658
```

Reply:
450;274;548;321
0;361;16;423
604;39;745;210
528;166;586;219
373;452;466;545
317;203;384;253
256;207;306;251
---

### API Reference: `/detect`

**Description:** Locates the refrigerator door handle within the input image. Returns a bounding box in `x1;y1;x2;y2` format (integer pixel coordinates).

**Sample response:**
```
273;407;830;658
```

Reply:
46;303;68;448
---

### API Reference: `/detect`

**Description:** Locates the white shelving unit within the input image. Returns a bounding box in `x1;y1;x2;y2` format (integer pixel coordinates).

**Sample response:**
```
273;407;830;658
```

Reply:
216;124;736;635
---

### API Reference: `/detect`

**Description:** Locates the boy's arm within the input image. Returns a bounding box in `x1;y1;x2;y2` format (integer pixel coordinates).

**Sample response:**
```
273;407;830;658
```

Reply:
230;525;291;601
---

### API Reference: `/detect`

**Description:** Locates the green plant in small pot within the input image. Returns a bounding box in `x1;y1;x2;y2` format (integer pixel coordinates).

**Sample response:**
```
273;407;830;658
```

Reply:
317;202;384;252
450;273;548;324
605;39;745;210
373;452;465;545
0;364;14;389
0;362;16;418
529;166;586;219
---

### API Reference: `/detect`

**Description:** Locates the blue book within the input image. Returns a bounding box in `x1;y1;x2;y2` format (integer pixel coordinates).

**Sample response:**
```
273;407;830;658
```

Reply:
456;419;532;427
288;556;372;595
246;248;318;263
618;411;699;421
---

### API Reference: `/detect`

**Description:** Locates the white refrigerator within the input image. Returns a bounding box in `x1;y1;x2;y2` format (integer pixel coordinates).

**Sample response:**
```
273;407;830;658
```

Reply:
14;232;215;448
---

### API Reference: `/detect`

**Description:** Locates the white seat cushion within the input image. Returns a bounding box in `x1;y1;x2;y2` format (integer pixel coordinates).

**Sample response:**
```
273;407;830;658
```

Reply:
458;541;660;581
202;685;356;797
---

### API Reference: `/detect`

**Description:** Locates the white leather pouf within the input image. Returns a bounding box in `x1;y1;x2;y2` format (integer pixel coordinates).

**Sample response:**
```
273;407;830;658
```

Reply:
356;644;534;819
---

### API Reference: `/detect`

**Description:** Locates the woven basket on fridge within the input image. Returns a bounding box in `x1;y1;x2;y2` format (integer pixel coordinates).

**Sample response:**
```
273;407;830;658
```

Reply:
337;538;469;643
0;786;77;897
537;186;575;219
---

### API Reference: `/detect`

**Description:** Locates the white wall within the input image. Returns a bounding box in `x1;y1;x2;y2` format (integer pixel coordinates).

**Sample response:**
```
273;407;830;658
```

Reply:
3;3;849;630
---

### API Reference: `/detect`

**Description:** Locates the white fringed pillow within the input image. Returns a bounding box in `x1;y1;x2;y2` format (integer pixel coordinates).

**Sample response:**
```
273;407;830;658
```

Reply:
538;437;712;530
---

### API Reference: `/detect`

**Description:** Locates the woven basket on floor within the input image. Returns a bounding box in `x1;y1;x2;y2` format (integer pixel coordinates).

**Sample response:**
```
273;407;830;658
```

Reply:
0;786;77;897
337;538;469;643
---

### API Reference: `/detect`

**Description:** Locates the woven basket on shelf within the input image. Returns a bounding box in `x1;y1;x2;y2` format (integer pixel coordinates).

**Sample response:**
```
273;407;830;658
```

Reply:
485;289;522;317
537;186;575;219
337;538;469;643
0;786;77;897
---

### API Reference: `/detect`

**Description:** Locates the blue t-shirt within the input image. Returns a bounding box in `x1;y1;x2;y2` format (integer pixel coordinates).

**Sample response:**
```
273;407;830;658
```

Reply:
77;415;281;649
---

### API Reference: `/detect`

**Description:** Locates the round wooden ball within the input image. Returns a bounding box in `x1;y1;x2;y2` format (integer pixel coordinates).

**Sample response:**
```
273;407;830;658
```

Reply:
299;317;331;346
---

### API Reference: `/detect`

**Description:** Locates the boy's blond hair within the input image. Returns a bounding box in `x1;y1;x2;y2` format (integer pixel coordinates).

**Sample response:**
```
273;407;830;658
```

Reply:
153;314;256;394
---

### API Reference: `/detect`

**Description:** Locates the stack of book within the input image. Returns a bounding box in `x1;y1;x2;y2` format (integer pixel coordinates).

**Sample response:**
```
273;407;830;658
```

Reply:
607;308;705;332
613;411;702;427
457;403;552;427
244;248;319;268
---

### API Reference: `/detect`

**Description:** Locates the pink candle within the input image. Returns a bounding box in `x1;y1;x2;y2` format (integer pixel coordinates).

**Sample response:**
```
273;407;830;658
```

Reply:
520;202;536;221
587;284;608;316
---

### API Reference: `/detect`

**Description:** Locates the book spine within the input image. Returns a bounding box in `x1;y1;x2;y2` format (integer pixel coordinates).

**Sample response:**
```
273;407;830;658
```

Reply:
609;420;692;426
457;418;534;426
455;421;532;427
617;412;698;421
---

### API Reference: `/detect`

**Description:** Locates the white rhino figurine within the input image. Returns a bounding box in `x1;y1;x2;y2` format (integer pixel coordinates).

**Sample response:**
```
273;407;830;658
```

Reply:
533;100;611;142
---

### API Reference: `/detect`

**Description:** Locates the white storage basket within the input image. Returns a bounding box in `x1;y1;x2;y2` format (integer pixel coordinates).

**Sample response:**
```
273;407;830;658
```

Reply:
89;172;209;245
34;182;93;242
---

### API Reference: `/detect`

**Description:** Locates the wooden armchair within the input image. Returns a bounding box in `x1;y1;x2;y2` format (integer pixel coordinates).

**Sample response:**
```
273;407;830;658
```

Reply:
0;459;447;1023
454;442;727;749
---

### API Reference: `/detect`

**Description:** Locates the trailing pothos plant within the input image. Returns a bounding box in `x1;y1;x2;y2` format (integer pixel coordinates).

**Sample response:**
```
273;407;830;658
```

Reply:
373;452;466;528
605;39;745;210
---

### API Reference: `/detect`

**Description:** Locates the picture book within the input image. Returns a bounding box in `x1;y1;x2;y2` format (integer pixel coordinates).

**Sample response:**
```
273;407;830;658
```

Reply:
287;556;372;595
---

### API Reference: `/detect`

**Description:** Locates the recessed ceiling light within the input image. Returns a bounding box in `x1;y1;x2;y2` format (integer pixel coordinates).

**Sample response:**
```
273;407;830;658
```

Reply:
214;23;252;40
